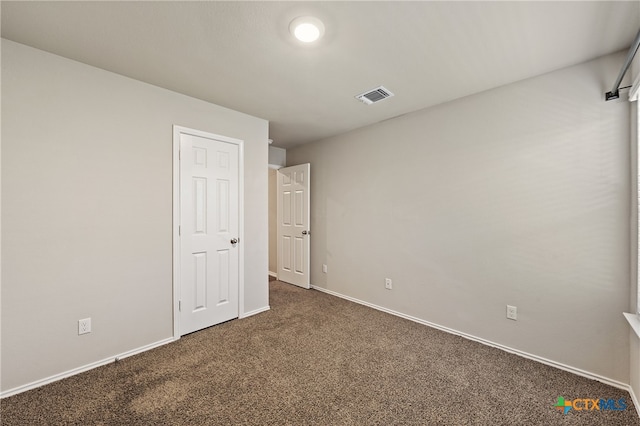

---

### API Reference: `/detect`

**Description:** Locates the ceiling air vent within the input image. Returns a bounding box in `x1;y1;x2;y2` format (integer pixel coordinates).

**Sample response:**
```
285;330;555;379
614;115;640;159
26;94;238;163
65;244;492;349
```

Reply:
355;86;394;105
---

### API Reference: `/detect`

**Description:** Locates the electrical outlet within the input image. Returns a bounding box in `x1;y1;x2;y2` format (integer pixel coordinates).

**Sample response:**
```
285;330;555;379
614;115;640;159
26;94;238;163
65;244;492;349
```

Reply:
322;264;328;273
506;305;517;321
78;318;92;335
385;278;393;290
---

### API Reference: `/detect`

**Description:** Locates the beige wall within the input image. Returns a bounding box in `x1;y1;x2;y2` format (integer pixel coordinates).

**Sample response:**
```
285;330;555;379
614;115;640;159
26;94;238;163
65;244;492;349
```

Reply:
268;146;286;168
288;52;632;384
630;11;640;411
1;40;269;392
631;95;640;410
267;146;286;275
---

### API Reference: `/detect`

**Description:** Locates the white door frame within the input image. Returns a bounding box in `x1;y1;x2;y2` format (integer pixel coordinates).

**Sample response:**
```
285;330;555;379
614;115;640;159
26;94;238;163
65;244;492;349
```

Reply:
172;125;245;339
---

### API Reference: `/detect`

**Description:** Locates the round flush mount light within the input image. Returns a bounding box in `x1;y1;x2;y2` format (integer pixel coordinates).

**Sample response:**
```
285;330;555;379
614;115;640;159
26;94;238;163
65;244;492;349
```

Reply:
289;16;325;43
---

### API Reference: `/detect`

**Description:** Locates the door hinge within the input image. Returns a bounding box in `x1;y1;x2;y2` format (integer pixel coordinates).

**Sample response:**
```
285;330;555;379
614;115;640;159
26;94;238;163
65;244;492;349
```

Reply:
179;225;181;236
178;300;181;311
179;150;181;160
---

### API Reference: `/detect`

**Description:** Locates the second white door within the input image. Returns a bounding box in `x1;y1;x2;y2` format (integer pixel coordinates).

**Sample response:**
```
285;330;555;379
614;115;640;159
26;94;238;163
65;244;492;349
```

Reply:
277;163;310;289
179;131;240;335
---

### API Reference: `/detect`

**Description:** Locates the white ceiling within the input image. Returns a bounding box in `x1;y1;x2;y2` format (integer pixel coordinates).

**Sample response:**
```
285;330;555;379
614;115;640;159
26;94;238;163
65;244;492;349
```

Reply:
2;1;638;149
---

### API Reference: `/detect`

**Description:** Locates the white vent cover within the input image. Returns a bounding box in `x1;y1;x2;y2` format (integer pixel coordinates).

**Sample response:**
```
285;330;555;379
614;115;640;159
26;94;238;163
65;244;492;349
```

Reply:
355;86;394;105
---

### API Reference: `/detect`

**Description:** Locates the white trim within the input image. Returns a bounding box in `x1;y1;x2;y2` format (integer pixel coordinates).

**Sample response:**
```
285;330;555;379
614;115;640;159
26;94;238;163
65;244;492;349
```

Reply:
310;285;631;392
172;125;245;336
630;383;640;419
0;337;175;399
240;305;270;319
172;126;181;340
269;271;277;278
238;140;246;318
625;312;640;339
629;73;640;102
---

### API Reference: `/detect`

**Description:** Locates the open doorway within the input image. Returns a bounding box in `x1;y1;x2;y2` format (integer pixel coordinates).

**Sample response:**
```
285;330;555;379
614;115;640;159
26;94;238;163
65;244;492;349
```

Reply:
268;146;286;281
268;167;279;280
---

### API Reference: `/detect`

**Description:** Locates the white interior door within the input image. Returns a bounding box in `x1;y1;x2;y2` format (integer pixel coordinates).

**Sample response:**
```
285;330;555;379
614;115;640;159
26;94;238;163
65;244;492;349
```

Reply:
277;164;310;289
179;131;239;335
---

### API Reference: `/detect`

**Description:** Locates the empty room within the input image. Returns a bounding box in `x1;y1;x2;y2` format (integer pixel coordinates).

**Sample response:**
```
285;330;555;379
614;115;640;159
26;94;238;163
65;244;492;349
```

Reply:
2;1;640;424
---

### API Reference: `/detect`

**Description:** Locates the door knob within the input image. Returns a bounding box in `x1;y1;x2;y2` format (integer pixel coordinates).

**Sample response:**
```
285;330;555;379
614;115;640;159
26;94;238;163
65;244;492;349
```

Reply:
230;238;238;244
302;230;310;235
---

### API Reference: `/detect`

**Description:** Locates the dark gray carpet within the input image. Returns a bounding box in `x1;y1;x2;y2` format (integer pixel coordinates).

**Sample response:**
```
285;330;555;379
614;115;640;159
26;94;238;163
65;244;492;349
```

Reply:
1;280;638;425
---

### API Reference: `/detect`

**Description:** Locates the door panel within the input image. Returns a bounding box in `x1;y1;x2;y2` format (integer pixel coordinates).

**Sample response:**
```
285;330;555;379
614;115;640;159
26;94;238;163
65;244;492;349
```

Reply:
277;164;310;288
180;132;239;335
193;252;207;310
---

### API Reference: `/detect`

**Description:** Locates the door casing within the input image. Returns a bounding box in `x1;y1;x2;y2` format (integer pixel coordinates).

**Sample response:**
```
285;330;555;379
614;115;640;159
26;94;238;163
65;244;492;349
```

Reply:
172;125;245;339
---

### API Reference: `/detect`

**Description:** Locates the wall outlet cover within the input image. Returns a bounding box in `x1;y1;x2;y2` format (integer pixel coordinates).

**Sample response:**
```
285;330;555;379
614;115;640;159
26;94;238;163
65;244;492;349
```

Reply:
78;318;92;335
506;305;517;321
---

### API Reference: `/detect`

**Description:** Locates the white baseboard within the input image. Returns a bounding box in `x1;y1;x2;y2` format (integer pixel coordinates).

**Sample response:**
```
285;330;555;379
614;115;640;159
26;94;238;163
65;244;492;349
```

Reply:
2;305;271;399
240;305;270;319
310;285;633;394
630;383;640;418
268;271;277;278
0;337;175;399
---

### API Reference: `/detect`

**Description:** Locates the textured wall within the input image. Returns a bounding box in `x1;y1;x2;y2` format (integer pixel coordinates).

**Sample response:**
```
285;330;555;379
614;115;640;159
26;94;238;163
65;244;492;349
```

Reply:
1;40;269;392
629;8;640;410
288;52;631;383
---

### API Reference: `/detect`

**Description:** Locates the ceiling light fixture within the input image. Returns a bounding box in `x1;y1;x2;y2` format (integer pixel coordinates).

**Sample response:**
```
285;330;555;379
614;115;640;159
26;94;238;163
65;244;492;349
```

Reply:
289;16;325;43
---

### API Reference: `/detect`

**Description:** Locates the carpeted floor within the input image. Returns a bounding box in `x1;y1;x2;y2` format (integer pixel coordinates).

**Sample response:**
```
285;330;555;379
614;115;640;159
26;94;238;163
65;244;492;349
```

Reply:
1;280;638;425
